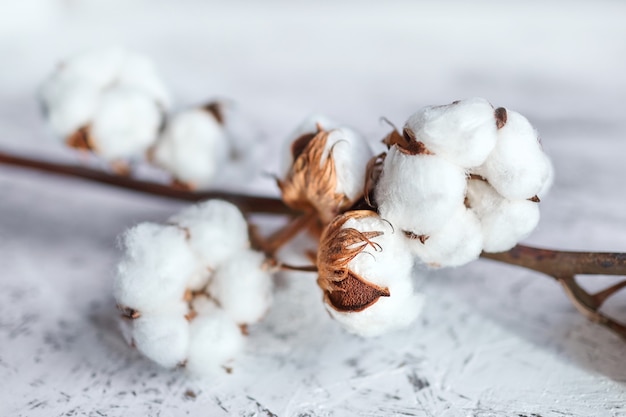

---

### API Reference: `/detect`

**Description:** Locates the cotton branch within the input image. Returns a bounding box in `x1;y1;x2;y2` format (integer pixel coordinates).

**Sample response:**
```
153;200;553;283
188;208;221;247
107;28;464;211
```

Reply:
1;149;625;339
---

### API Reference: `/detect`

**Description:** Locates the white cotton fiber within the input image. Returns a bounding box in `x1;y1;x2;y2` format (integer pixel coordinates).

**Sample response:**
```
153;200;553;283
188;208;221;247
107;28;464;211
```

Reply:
323;127;373;203
475;109;552;200
132;309;190;368
326;213;424;337
208;249;273;325
186;309;245;376
90;87;162;160
409;206;483;268
43;78;100;138
404;97;498;168
114;222;200;313
466;179;540;253
152;109;229;189
376;147;467;236
168;200;250;268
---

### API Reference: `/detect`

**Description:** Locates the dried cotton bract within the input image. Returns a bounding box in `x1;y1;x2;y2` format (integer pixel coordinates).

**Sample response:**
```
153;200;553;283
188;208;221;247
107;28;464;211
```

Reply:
114;200;273;375
317;211;424;337
279;119;373;223
39;47;170;168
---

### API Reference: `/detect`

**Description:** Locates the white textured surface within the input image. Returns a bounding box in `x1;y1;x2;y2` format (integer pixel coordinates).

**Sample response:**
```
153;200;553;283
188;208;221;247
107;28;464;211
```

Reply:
1;1;626;416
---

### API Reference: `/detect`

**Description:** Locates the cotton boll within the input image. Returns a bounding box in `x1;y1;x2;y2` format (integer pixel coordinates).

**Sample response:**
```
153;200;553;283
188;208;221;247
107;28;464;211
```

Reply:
132;309;189;368
208;249;273;325
324;127;373;203
376;147;467;236
317;211;423;337
404;98;498;168
42;78;100;138
118;54;171;109
114;222;200;313
169;200;249;268
152;109;229;189
475;110;552;200
467;179;540;253
89;87;162;161
186;310;245;376
409;206;483;268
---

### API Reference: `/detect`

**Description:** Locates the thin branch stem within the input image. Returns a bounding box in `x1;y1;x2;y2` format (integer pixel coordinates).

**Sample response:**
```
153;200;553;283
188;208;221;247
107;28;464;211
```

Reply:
0;151;292;215
279;263;318;273
261;212;317;256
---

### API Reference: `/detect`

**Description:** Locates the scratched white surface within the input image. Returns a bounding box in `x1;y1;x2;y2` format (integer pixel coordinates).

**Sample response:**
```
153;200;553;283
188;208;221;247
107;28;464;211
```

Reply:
1;1;626;416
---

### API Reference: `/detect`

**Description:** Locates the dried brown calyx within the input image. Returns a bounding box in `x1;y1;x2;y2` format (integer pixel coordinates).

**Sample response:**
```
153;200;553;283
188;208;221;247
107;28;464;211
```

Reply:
317;210;390;312
66;125;94;151
277;125;352;224
202;101;224;125
382;126;433;156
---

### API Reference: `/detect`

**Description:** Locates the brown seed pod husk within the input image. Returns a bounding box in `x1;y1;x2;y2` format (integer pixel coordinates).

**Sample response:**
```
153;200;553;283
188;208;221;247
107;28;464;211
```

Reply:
382;127;432;156
317;210;391;312
277;127;352;223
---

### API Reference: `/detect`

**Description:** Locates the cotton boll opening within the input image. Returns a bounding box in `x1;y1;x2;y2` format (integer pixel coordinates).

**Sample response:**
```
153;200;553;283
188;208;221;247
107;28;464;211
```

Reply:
208;249;273;325
376;148;467;236
168;200;250;268
467;179;540;253
404;97;498;168
90;87;162;161
409;206;483;268
476;109;552;200
43;79;100;138
152;109;228;189
186;311;245;376
114;222;200;314
132;312;190;369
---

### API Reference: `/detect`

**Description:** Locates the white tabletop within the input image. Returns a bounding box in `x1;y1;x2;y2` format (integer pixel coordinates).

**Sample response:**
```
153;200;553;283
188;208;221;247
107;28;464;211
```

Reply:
1;1;625;416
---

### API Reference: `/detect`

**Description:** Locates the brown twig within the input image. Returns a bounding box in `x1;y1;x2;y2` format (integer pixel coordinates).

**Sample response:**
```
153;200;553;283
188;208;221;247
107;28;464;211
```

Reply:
0;151;292;215
2;150;626;339
260;212;318;256
482;245;626;339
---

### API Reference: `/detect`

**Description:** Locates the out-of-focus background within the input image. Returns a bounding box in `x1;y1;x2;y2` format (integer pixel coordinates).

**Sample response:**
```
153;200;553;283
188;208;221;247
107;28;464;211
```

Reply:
1;1;625;416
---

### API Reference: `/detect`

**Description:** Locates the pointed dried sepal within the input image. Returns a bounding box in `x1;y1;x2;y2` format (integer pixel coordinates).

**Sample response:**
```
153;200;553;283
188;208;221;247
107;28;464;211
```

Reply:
277;128;351;223
382;127;433;156
66;125;94;151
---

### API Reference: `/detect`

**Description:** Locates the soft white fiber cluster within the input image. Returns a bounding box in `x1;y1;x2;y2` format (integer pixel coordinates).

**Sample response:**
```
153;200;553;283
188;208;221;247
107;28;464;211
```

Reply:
114;200;273;376
40;47;170;162
376;98;553;267
326;214;424;337
152;108;229;190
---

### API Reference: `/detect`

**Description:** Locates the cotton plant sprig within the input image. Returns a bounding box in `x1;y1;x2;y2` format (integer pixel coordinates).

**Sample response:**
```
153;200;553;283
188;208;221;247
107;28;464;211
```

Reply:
39;48;258;189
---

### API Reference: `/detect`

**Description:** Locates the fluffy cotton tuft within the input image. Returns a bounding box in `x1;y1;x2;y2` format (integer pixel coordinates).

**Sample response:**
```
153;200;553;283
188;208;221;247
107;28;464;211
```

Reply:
91;88;162;160
132;309;190;368
404;97;498;168
208;249;273;325
466;179;540;252
186;309;246;376
168;200;250;269
408;206;483;268
152;109;229;189
114;222;200;314
376;147;467;236
39;47;170;161
474;109;552;199
323;127;373;202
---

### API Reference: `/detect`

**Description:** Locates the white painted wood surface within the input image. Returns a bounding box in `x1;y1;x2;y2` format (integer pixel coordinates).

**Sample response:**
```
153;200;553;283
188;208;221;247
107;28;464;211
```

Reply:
1;1;625;416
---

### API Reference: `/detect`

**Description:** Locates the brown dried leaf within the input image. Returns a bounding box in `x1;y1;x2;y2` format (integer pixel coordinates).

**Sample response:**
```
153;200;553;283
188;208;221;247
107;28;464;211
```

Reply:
278;128;351;223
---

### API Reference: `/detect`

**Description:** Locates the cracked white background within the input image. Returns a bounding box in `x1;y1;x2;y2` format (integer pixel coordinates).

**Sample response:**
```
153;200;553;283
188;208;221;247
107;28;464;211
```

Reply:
1;1;626;416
